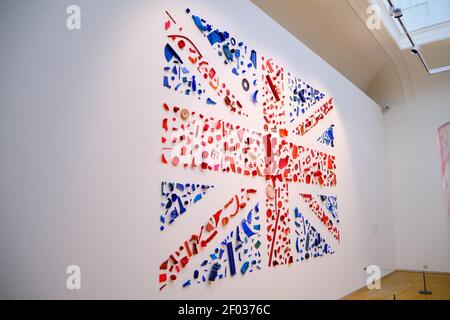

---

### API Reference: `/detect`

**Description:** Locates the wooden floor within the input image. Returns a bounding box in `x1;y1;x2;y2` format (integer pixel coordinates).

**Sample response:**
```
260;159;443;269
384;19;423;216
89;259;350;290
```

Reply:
343;270;450;300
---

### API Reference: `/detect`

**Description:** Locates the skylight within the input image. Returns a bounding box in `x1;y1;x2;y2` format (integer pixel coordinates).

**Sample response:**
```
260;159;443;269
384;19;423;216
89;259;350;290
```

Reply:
389;0;450;32
373;0;450;49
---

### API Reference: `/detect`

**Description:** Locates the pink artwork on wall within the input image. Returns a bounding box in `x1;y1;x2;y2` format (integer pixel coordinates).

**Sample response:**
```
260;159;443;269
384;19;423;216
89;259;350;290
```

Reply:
437;122;450;223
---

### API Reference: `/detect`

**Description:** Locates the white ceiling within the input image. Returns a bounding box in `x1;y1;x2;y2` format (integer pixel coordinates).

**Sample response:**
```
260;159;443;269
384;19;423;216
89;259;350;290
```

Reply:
250;0;388;94
251;0;450;106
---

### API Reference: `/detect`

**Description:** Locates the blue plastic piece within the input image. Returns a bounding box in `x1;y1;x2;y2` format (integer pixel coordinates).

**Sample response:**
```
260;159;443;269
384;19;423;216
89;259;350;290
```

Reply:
223;44;233;61
193;193;202;204
205;98;216;106
208;263;221;281
240;261;249;275
226;242;236;276
164;44;183;63
177;198;186;214
250;50;257;69
192;76;197;92
182;280;191;287
163;76;170;89
252;90;258;103
241;220;256;238
207;30;226;45
192;15;210;32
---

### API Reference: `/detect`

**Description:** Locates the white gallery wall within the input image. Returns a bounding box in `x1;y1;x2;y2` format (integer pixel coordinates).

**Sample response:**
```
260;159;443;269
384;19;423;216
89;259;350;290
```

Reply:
0;0;395;299
383;53;450;273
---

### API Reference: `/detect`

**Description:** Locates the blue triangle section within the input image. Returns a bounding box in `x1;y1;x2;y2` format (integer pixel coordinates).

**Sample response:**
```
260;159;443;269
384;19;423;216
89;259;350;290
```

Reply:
186;9;259;104
160;182;214;231
182;203;262;288
162;50;216;104
319;195;340;224
317;124;335;147
288;76;326;123
294;208;334;262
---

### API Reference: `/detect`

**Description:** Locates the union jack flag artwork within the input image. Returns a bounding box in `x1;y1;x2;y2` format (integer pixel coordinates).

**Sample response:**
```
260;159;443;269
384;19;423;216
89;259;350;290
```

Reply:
159;7;340;291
